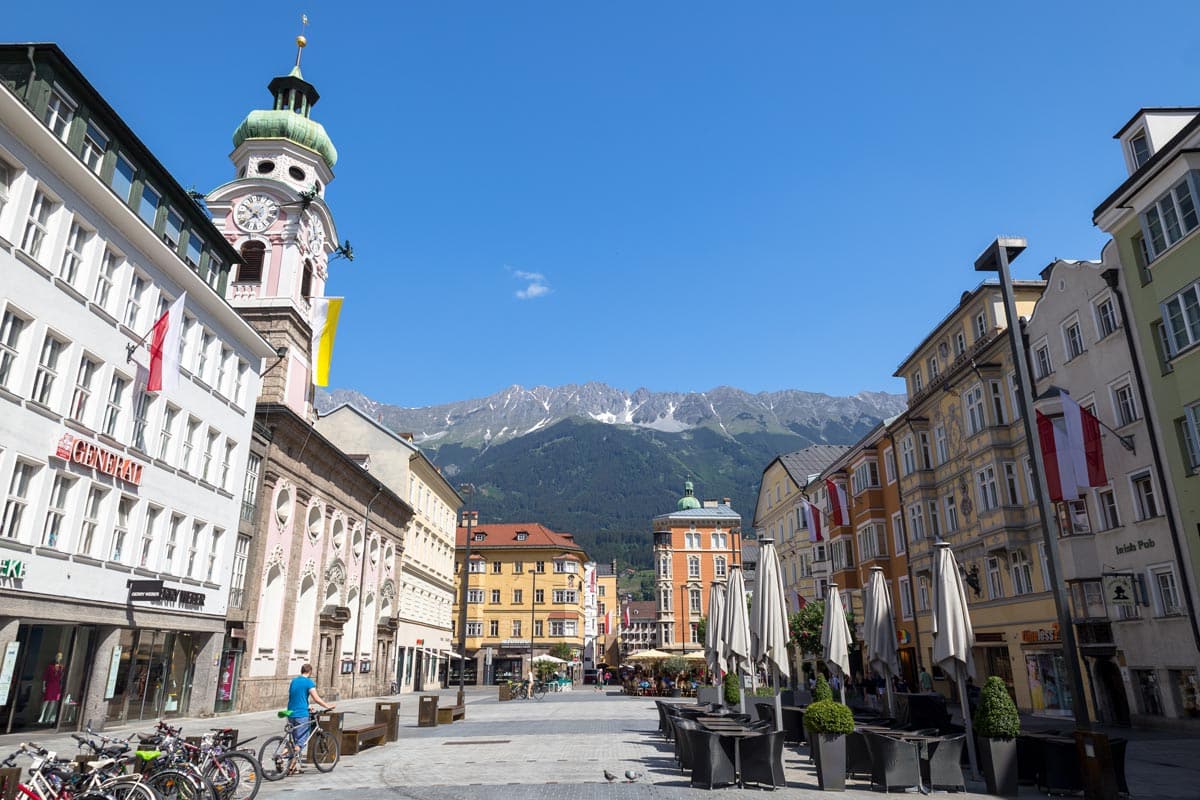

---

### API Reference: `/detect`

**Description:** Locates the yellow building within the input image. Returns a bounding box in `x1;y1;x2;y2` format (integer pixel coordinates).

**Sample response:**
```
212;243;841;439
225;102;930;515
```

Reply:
453;522;588;684
890;280;1071;716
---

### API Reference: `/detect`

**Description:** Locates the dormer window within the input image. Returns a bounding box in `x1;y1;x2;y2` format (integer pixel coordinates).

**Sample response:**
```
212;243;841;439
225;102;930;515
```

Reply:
472;532;485;542
1130;130;1151;169
515;531;528;541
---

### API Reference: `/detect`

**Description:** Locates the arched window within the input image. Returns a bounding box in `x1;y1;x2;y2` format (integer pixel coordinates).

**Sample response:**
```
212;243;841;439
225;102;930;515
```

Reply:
257;565;284;654
300;259;313;300
238;241;265;283
292;574;317;656
342;587;359;657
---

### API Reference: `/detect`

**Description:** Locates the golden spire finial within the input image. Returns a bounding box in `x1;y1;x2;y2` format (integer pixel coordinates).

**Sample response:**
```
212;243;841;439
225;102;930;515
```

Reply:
295;13;309;68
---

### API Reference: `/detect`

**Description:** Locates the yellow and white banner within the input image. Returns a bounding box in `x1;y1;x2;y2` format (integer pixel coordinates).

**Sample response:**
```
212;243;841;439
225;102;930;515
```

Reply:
310;297;343;387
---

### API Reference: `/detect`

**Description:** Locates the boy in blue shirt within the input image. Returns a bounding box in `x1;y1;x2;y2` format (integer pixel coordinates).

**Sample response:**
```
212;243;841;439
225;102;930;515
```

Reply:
287;664;335;772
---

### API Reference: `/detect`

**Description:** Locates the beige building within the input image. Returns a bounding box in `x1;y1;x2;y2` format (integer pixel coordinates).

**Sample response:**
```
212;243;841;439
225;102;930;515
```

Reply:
315;403;460;693
891;280;1069;716
1027;253;1200;724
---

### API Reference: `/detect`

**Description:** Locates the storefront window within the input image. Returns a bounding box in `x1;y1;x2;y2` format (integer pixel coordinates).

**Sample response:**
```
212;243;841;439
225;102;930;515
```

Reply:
1025;651;1073;716
1;624;87;734
1135;669;1163;715
105;629;198;722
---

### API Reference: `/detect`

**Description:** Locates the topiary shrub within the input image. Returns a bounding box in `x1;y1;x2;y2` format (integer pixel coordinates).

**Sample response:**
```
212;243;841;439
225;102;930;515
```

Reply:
803;699;855;735
754;686;776;697
974;676;1020;739
813;674;833;703
724;672;740;705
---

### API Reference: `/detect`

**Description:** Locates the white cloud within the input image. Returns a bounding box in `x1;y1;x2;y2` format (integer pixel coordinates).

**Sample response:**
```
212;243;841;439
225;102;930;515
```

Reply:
509;267;551;300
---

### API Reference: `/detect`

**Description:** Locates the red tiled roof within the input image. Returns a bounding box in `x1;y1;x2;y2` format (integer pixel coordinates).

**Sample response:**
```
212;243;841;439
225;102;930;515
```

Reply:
455;521;586;557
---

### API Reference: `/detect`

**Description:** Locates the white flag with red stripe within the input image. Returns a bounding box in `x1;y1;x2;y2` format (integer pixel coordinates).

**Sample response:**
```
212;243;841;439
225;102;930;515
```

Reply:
825;478;849;526
805;499;824;543
1036;393;1108;502
147;293;186;393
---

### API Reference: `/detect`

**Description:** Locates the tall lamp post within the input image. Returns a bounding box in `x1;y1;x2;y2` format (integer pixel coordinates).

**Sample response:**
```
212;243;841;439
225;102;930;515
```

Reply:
455;484;476;711
974;236;1091;730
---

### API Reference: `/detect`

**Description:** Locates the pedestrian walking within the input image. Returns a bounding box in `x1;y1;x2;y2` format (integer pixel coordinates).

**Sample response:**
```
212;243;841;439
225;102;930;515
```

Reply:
919;666;933;693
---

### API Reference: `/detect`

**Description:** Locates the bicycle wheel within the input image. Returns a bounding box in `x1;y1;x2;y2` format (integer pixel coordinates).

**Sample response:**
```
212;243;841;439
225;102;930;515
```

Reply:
202;753;261;800
256;737;293;783
531;683;546;700
309;730;339;773
100;776;159;800
145;768;208;800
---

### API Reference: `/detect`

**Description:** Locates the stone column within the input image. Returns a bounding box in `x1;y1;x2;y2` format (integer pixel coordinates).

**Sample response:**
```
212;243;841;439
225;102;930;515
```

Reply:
188;631;223;718
80;626;121;731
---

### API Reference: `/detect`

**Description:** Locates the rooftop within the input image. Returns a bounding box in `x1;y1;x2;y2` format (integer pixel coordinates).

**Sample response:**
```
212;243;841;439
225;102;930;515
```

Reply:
777;445;851;488
456;522;586;557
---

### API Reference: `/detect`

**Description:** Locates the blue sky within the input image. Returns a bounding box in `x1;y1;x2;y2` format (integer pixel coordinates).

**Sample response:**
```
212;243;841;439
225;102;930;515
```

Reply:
9;2;1200;406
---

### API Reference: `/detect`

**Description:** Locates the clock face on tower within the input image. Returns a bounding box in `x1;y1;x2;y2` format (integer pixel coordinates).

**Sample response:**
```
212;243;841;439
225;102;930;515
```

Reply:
234;194;280;232
299;211;326;258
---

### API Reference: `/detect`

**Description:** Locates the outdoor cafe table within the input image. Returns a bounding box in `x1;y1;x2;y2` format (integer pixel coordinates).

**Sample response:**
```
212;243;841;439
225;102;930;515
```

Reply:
696;719;761;788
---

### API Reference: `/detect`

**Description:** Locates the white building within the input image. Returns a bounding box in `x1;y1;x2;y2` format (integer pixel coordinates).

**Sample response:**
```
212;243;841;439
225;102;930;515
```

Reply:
1028;253;1200;724
0;44;274;732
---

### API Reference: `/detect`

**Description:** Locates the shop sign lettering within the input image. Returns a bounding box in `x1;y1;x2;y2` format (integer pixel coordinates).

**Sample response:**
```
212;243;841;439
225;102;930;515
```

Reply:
1020;624;1061;643
55;434;144;487
159;587;205;607
0;559;26;579
1115;539;1155;556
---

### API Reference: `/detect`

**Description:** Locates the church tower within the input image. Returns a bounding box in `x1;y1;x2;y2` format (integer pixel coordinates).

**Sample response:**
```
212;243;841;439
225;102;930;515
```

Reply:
207;31;339;421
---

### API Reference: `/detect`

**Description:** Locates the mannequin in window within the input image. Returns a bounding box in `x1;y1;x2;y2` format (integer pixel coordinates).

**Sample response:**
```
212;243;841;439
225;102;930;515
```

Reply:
39;653;64;723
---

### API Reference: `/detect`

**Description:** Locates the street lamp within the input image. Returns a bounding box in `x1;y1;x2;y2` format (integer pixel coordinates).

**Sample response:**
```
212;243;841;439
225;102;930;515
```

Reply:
455;484;476;711
974;236;1091;730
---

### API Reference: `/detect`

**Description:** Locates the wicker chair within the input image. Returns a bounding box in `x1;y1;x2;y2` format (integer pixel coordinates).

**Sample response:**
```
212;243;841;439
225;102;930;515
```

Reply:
924;734;965;791
863;731;923;793
738;730;787;789
686;728;737;790
672;718;699;773
846;730;874;780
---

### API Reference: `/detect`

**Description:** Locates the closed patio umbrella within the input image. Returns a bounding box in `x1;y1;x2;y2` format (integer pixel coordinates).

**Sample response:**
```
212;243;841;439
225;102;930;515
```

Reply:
932;542;979;778
864;566;900;715
750;538;790;730
705;580;727;682
723;565;751;713
821;584;852;704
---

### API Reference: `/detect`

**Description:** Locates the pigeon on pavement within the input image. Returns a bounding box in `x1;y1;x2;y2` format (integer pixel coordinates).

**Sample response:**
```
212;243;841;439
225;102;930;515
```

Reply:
603;770;619;782
625;770;642;782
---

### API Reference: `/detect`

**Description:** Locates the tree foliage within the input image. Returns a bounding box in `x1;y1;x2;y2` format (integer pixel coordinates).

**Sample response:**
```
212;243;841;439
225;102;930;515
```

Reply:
696;615;707;644
548;642;573;662
789;600;825;655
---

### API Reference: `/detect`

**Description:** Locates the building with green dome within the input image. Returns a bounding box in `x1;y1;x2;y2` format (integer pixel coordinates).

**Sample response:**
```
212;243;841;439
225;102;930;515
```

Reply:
651;482;741;654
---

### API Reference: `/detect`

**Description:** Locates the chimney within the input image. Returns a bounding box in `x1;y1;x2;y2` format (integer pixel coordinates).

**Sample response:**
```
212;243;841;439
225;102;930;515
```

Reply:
398;432;415;442
722;497;731;505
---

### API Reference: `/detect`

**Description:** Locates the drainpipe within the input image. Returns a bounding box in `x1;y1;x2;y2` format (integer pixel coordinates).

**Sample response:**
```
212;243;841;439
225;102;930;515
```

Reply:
1102;270;1200;652
892;425;925;673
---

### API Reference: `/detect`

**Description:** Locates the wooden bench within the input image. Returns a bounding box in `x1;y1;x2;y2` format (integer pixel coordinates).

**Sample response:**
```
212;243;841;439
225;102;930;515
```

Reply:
340;723;388;755
436;704;466;724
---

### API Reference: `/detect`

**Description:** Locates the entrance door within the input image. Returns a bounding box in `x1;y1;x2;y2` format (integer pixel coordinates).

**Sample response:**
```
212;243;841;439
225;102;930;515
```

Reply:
1094;658;1131;725
413;650;424;692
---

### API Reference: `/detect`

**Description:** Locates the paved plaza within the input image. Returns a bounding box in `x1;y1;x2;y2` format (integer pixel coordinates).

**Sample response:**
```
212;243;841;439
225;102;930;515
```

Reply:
2;687;1198;799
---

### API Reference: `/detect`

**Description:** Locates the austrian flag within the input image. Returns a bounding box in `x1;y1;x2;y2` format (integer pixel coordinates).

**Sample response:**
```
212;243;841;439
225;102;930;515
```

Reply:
825;479;849;526
805;500;824;543
1036;393;1108;502
147;293;187;393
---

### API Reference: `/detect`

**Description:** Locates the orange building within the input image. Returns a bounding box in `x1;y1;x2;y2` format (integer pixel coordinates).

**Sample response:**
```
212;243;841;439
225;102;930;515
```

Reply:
652;482;741;653
811;422;921;688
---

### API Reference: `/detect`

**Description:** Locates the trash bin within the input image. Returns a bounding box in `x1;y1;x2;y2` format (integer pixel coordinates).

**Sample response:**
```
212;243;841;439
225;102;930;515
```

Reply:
498;683;512;702
418;695;439;727
315;710;345;735
375;701;401;742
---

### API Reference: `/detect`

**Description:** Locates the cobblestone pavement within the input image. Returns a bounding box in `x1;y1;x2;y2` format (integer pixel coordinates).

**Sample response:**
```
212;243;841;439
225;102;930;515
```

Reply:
3;687;1197;799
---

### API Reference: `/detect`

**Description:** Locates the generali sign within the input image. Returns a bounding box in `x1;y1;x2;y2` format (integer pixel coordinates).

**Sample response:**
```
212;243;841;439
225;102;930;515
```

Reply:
54;433;144;487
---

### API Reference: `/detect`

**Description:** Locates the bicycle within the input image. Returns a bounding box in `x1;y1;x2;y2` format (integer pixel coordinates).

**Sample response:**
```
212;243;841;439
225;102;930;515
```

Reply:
130;722;218;800
257;708;338;781
507;680;546;701
1;741;132;800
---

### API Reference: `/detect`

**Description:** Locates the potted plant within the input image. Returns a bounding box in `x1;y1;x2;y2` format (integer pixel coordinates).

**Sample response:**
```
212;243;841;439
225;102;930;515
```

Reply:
724;672;740;705
813;674;834;703
804;696;855;791
973;676;1020;797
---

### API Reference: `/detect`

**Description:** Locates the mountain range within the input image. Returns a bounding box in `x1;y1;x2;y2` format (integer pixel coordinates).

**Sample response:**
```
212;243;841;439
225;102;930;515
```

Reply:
316;383;906;568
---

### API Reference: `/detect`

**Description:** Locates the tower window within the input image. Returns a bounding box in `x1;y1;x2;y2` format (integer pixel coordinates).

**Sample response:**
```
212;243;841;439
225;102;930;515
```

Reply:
301;260;313;300
289;166;306;182
238;241;265;283
256;160;275;175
